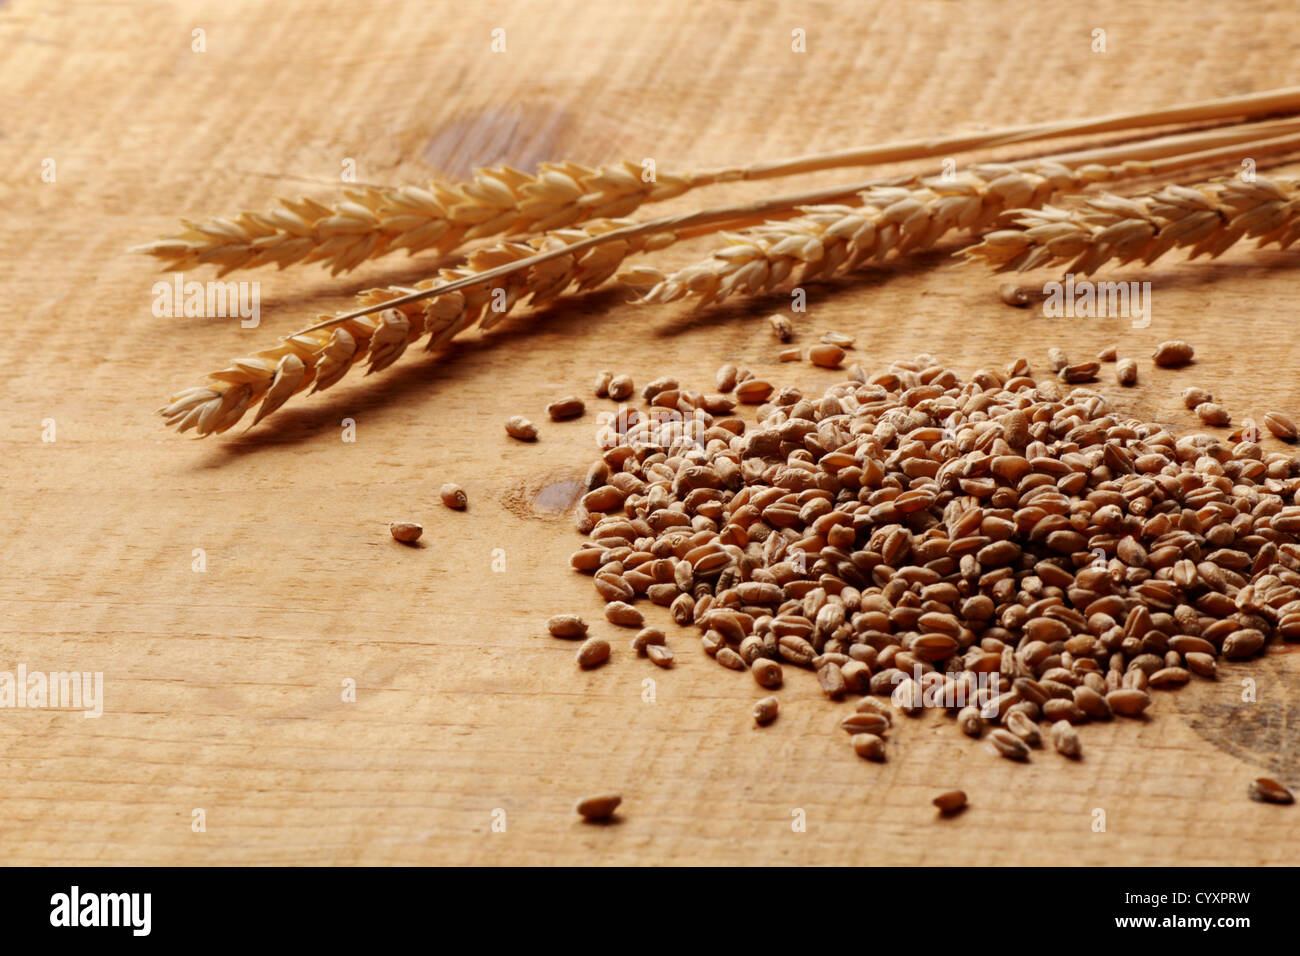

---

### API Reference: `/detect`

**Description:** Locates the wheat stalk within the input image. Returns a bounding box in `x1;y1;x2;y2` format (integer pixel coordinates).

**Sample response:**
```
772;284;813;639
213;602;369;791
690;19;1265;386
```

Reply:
157;220;686;435
962;176;1300;275
158;129;1300;437
630;127;1300;306
133;87;1300;276
630;161;1133;306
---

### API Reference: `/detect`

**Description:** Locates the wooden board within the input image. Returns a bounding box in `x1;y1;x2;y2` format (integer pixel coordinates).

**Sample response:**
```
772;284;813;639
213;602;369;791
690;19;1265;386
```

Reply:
2;0;1298;865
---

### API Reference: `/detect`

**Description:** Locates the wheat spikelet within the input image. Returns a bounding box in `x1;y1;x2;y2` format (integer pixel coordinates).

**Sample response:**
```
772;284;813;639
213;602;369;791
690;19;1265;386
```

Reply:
962;176;1300;275
134;162;693;276
158;220;675;435
629;162;1131;307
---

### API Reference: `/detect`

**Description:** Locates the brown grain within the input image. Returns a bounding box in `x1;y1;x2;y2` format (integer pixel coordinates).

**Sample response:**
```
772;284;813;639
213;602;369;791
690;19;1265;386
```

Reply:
547;396;586;421
768;313;794;342
505;415;538;441
808;344;845;369
932;790;968;813
1195;402;1230;426
851;733;886;761
1116;357;1138;386
1153;340;1195;367
575;792;622;820
990;728;1030;761
1247;777;1295;805
547;614;588;639
388;521;422;543
1050;720;1081;757
576;637;611;669
1265;411;1298;441
440;483;468;509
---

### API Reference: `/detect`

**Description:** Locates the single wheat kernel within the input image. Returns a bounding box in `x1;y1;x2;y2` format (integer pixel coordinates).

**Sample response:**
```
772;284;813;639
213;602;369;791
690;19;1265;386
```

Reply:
1060;361;1100;383
957;705;984;737
1006;710;1042;746
1182;386;1212;408
753;696;779;726
1048;347;1069;372
607;374;634;401
1097;345;1118;362
594;370;613;398
1050;719;1081;757
998;282;1029;308
715;364;738;392
547;396;585;421
990;728;1029;761
631;627;666;653
1106;688;1151;717
505;415;538;440
1116;357;1138;386
1264;411;1298;441
840;713;889;735
641;377;678;402
851;732;886;761
768;313;794;342
1195;402;1230;426
646;644;674;668
547;614;588;639
576;637;611;669
932;790;967;813
716;647;746;670
440;483;467;509
752;657;783;688
1247;777;1295;805
388;522;422;543
734;379;774;404
604;601;644;628
575;792;622;820
821;331;854;348
809;344;846;369
779;347;802;362
1152;340;1195;367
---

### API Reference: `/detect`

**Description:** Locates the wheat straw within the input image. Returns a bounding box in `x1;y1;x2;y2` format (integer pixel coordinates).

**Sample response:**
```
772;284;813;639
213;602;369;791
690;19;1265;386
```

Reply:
962;176;1300;275
134;88;1300;275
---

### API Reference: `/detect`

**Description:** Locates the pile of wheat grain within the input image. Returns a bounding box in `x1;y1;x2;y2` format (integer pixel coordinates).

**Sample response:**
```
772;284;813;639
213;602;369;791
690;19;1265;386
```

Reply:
556;355;1300;766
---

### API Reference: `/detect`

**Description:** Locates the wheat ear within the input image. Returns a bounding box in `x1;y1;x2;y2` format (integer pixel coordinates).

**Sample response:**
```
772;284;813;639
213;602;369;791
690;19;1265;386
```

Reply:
133;87;1300;276
630;162;1134;306
962;176;1300;275
630;126;1300;306
158;126;1300;437
156;219;692;435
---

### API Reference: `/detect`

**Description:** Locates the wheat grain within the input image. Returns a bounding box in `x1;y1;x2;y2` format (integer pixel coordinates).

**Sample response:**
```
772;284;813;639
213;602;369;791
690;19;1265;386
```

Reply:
962;176;1300;275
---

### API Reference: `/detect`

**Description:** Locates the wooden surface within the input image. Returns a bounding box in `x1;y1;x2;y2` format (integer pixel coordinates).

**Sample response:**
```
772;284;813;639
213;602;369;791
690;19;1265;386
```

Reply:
3;0;1299;865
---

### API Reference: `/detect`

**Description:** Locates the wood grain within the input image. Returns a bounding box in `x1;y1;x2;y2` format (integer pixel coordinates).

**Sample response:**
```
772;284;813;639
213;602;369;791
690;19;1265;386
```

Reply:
1;0;1297;865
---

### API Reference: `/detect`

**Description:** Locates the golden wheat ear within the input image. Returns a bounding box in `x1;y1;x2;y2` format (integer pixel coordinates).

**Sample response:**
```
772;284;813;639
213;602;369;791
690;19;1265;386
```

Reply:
963;176;1300;276
134;87;1300;277
130;162;695;277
